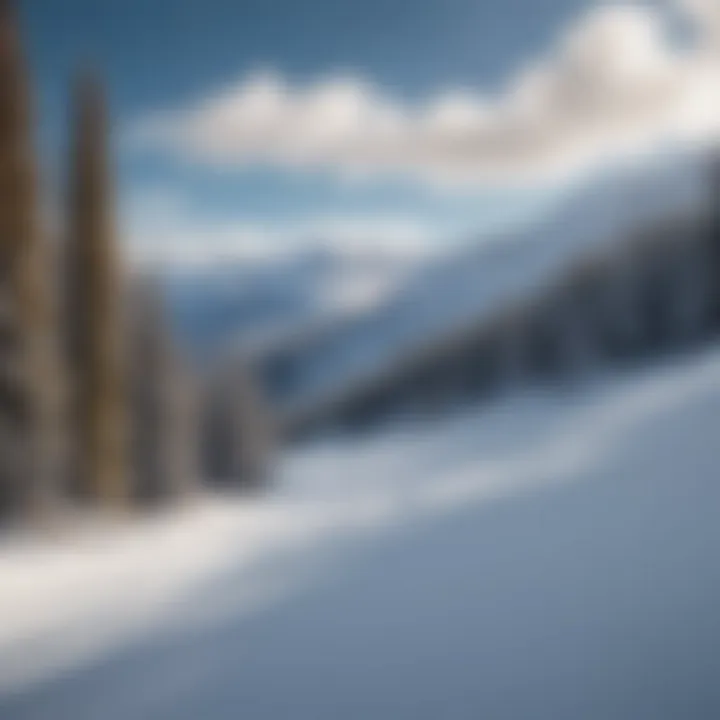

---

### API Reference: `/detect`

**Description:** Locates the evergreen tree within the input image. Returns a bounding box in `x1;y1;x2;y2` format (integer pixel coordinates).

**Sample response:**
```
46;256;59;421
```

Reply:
64;71;128;508
0;0;62;520
127;278;199;504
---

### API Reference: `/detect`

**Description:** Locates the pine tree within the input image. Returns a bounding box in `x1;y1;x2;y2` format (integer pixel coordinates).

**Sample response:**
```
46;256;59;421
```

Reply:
127;277;199;504
64;71;128;508
202;362;275;491
0;0;61;520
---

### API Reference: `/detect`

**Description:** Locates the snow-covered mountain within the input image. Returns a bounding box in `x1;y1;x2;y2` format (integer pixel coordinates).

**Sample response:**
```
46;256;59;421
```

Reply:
165;244;424;362
253;152;714;412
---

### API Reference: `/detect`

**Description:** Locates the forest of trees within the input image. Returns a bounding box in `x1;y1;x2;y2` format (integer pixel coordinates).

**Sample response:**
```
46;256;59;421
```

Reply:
0;1;273;525
3;0;718;524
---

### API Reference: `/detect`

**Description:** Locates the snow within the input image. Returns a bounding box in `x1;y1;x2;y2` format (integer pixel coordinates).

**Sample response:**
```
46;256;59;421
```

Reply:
273;154;712;414
165;244;422;362
2;343;720;718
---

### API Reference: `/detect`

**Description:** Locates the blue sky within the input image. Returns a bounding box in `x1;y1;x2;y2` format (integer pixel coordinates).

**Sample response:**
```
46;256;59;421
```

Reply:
18;0;720;265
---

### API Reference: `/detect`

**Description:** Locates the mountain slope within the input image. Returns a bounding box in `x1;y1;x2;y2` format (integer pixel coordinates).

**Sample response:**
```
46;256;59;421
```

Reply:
2;341;720;718
258;153;713;411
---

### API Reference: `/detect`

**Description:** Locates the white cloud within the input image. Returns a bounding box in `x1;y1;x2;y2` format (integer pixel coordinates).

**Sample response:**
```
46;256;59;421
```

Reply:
129;1;720;186
122;189;437;268
681;0;720;46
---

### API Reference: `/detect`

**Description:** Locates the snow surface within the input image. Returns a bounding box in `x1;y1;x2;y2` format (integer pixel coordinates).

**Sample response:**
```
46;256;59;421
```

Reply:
2;344;720;718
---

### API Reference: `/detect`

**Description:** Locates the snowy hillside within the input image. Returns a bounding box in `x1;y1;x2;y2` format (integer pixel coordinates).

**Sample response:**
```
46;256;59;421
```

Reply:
254;154;713;411
2;342;720;719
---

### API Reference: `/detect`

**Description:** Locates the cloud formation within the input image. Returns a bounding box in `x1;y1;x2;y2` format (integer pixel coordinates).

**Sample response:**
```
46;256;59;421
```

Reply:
130;1;720;186
123;189;437;268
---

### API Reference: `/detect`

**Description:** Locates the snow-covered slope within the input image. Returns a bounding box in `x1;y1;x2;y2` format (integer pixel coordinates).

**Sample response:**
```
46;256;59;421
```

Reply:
2;343;720;718
260;154;712;411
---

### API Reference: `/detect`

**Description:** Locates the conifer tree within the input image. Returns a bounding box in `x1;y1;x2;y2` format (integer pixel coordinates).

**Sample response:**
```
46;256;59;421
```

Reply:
127;278;199;503
65;71;128;507
0;0;61;520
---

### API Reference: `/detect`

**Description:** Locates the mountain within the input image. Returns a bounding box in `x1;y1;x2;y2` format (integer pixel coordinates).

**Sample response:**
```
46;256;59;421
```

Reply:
164;244;424;363
250;151;714;413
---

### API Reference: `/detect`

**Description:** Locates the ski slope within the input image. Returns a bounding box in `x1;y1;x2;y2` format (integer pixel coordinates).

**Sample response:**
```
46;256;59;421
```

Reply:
2;343;720;719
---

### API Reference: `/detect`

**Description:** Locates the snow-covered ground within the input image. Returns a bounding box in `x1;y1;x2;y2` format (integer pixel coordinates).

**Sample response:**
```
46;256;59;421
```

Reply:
2;344;720;719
